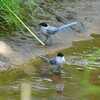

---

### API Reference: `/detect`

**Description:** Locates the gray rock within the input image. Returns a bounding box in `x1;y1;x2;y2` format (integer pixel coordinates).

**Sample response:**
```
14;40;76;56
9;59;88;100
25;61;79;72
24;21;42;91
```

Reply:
0;55;10;71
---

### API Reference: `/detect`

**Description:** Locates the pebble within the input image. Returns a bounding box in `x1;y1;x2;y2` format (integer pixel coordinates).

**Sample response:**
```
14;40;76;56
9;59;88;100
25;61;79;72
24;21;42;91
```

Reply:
0;61;9;71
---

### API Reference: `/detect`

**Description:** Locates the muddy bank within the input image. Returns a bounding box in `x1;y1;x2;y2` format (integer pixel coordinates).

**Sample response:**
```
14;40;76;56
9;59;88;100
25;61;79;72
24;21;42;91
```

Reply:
0;32;92;69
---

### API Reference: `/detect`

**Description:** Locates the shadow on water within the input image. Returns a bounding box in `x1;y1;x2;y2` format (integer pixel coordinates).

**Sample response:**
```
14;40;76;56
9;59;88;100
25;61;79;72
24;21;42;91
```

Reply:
0;34;100;100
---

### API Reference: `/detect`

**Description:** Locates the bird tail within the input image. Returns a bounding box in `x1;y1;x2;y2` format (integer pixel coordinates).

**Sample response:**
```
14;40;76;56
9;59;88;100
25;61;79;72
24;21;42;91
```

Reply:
58;22;78;31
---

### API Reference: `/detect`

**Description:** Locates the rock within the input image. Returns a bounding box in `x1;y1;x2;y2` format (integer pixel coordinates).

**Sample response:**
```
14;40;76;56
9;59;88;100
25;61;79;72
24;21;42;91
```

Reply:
0;61;9;71
0;61;6;67
64;11;77;20
0;55;10;71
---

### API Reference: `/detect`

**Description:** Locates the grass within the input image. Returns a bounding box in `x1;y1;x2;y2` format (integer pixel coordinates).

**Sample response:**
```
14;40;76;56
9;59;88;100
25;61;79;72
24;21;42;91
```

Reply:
0;0;39;35
0;0;22;33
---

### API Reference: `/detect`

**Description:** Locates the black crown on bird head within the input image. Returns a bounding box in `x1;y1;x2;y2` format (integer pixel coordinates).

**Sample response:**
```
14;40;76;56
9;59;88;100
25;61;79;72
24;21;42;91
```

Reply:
39;22;48;27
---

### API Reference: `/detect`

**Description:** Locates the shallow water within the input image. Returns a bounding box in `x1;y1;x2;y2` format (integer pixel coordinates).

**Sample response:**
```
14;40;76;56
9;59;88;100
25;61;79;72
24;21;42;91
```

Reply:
0;34;100;100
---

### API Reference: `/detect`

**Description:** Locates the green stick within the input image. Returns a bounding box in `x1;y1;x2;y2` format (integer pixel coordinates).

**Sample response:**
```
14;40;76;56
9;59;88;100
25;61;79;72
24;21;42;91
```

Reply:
1;0;45;46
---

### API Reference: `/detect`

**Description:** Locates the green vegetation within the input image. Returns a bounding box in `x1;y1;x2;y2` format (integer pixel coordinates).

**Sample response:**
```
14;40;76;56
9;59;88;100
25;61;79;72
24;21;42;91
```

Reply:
0;0;40;36
0;0;22;34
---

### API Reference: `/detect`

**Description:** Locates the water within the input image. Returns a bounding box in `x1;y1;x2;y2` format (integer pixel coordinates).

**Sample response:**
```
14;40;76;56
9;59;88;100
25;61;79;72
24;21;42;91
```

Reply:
0;34;100;100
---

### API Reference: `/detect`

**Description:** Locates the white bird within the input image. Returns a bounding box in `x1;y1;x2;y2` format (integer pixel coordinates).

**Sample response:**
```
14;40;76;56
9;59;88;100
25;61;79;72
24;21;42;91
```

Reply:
38;21;86;45
39;22;78;35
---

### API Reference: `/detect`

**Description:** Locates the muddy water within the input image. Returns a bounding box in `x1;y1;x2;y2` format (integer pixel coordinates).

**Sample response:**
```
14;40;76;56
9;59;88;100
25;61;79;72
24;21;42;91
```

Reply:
0;34;100;100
